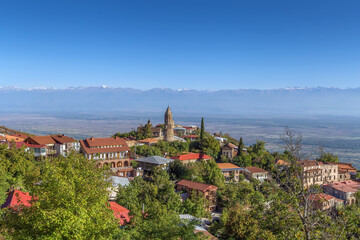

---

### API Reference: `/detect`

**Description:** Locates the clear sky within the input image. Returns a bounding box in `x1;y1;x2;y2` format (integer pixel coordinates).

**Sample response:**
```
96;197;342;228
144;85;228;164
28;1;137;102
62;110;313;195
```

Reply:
1;0;359;90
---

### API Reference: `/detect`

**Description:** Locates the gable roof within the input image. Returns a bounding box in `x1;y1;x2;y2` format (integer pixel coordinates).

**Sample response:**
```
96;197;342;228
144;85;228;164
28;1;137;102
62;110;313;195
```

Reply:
1;190;35;209
172;153;211;161
108;201;130;225
309;193;335;202
298;160;322;167
50;135;76;144
80;137;130;154
177;179;217;192
136;156;172;165
27;136;56;145
217;163;243;171
245;167;268;174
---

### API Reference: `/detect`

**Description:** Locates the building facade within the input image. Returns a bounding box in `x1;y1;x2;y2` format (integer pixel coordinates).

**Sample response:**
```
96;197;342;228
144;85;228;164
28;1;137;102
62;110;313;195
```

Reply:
176;179;218;212
217;163;244;182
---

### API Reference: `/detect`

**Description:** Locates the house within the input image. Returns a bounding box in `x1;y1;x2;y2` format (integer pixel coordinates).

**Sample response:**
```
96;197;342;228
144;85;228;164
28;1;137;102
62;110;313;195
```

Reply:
323;180;360;205
217;163;244;182
1;190;35;209
12;142;47;157
51;135;80;156
326;162;357;180
176;179;218;211
275;159;290;171
25;135;79;156
221;143;238;159
173;127;187;136
183;126;198;135
136;156;173;175
108;201;131;226
308;193;343;210
184;135;198;141
214;136;227;143
80;137;133;177
172;152;212;164
244;167;269;182
298;160;338;188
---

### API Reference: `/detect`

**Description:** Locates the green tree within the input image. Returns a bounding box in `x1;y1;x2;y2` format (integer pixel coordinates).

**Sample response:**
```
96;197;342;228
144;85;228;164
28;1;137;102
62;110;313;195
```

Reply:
1;152;118;239
237;137;245;157
169;159;192;180
317;152;339;163
200;118;204;143
201;137;221;159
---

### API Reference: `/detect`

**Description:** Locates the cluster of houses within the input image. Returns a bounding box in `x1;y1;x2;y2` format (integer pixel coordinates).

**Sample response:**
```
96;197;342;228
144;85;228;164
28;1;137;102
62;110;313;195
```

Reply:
277;159;360;210
1;107;360;237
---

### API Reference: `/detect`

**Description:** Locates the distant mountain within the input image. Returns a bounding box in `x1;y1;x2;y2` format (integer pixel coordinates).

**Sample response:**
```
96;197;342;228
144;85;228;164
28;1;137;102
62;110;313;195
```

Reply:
1;86;360;117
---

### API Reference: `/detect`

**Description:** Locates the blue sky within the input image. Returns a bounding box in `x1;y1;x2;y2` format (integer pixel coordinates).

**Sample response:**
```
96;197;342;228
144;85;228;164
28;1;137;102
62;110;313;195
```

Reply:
0;0;359;90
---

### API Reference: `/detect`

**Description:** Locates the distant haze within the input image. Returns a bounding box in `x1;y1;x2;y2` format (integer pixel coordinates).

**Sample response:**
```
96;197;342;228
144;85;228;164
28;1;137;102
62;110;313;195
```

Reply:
1;86;360;117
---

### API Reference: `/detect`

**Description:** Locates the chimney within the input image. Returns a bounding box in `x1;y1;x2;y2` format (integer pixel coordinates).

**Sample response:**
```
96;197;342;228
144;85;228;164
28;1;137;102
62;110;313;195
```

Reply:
90;137;94;141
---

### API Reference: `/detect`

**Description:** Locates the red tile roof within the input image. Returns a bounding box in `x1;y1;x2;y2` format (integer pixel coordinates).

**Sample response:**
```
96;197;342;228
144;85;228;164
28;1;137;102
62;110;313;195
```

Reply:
11;134;29;139
309;193;335;202
51;135;76;144
324;180;360;193
108;201;130;225
276;159;290;166
27;136;56;145
80;137;130;154
177;179;217;192
223;143;237;149
298;160;322;167
1;190;35;209
184;135;198;138
217;163;242;170
172;153;211;161
0;135;6;141
245;167;268;173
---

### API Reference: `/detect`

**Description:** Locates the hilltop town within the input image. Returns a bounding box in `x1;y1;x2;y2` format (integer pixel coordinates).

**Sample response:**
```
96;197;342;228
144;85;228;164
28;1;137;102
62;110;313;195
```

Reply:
1;107;360;239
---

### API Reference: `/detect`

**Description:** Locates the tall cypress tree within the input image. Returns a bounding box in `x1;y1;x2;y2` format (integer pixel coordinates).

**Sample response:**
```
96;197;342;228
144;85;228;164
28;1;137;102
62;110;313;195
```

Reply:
200;117;204;142
237;137;244;156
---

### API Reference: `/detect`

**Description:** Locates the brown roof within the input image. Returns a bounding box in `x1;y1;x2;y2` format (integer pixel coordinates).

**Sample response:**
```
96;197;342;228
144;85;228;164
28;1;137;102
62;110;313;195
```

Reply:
51;135;76;144
139;138;159;144
326;162;357;173
177;179;217;192
276;159;290;166
26;136;56;145
298;160;322;167
80;137;130;154
245;167;268;173
223;143;237;149
217;163;242;170
324;180;360;193
309;193;335;202
0;135;6;141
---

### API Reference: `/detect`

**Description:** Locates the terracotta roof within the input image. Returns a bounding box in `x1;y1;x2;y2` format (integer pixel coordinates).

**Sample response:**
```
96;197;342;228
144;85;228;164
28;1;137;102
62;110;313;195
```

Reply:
217;163;243;170
324;180;360;193
51;135;76;144
223;143;237;149
326;162;357;173
298;160;322;167
5;135;26;143
309;193;335;202
184;135;198;138
1;190;35;209
0;135;6;141
139;138;159;144
80;137;130;154
276;159;290;166
108;201;130;226
27;136;56;145
177;179;217;192
172;153;211;161
245;167;268;173
11;134;29;139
